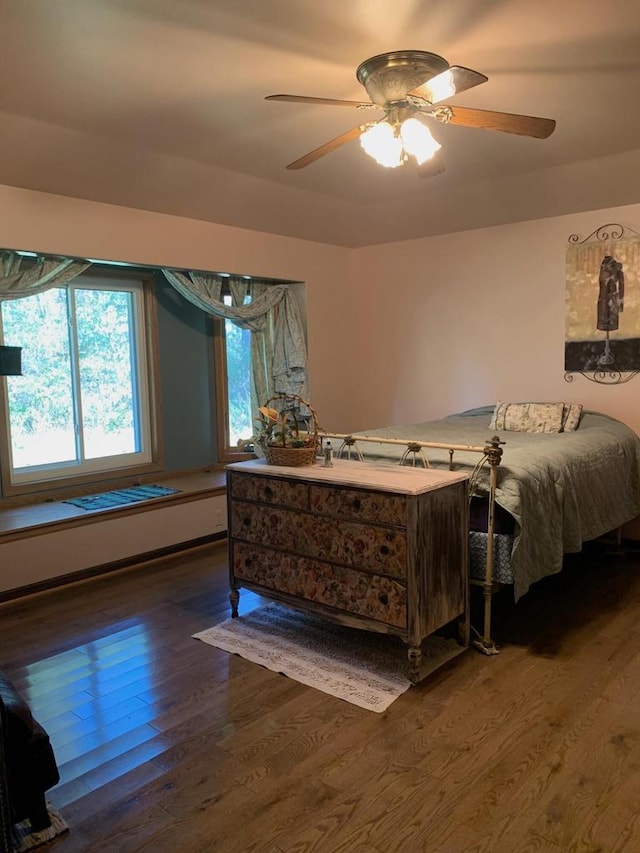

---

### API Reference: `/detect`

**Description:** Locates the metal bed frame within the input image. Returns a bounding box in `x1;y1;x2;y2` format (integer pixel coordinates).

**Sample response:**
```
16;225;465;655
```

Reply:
318;432;505;655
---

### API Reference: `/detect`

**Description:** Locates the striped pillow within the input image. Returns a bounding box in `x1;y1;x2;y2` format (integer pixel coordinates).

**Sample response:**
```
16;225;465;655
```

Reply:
561;403;583;432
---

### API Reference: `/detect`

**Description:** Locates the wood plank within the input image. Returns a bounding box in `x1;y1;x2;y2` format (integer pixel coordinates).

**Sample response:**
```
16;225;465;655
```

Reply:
0;542;639;851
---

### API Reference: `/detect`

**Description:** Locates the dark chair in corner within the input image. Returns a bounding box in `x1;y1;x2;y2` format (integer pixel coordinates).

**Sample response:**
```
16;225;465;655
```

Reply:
0;698;12;853
0;673;60;845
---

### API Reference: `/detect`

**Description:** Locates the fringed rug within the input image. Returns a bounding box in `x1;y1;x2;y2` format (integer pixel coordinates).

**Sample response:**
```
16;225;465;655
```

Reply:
12;806;69;852
193;602;413;712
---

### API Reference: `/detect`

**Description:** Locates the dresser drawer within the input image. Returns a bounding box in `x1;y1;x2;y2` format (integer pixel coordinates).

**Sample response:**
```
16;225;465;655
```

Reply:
229;471;309;510
310;484;407;527
232;541;407;629
230;502;407;578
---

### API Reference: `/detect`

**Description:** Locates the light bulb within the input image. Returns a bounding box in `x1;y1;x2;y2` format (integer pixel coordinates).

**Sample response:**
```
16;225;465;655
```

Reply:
399;118;441;165
360;122;403;168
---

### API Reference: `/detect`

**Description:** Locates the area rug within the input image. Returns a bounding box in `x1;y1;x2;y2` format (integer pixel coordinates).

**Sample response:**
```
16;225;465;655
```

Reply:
193;602;413;712
63;484;181;510
12;806;69;852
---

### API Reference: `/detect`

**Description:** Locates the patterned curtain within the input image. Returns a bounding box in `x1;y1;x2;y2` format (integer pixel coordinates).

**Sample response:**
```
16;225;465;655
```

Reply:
0;252;91;301
161;269;309;411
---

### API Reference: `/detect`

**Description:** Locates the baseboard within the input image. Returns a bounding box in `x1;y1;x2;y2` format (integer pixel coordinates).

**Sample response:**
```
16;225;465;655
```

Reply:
0;532;227;604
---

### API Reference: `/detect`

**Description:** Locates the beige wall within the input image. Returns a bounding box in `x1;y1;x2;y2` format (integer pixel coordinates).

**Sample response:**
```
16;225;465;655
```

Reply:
1;183;639;435
346;203;640;436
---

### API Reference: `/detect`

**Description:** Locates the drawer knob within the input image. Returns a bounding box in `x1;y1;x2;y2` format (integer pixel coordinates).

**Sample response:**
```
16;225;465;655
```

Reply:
379;545;390;556
264;486;274;500
352;497;361;511
378;592;389;605
243;517;251;527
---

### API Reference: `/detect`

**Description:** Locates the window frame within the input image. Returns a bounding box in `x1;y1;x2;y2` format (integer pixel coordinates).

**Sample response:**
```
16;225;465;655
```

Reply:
0;268;163;499
213;313;254;465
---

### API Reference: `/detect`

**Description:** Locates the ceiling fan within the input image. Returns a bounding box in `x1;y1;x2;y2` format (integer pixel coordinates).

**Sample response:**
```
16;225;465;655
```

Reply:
266;50;556;173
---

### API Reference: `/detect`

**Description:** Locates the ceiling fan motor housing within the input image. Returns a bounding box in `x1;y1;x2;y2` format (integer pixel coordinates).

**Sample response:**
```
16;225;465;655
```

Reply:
356;50;449;106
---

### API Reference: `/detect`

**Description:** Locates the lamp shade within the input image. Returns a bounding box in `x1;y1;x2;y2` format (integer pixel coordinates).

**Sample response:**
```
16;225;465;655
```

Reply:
360;117;441;168
399;118;441;164
0;345;22;376
360;121;403;168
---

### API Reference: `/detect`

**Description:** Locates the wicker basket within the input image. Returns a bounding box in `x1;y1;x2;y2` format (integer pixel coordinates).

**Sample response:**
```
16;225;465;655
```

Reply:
260;394;319;467
263;443;318;467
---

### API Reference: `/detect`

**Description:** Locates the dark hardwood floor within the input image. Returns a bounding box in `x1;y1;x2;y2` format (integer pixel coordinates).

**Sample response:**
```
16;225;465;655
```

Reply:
2;540;640;852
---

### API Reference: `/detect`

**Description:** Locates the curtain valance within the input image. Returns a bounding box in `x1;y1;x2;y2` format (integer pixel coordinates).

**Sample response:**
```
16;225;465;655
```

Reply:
0;252;91;300
161;269;309;403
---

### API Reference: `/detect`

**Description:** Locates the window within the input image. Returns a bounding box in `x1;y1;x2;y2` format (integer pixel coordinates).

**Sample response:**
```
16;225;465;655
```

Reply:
0;272;160;494
213;281;307;463
213;291;258;463
224;313;253;446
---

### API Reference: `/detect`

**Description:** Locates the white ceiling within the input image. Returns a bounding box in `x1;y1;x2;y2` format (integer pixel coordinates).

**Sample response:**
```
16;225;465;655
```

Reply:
1;0;640;248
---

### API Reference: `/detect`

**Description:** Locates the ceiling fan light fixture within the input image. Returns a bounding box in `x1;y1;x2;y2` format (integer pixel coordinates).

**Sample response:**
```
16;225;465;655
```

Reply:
399;118;441;164
360;121;403;168
269;49;556;171
361;118;441;168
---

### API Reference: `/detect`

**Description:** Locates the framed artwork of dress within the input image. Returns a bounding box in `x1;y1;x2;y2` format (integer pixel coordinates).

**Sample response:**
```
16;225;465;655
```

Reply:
565;229;640;373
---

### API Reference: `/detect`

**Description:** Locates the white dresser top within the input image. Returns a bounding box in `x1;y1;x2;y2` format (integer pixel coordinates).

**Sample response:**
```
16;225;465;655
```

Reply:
227;458;468;496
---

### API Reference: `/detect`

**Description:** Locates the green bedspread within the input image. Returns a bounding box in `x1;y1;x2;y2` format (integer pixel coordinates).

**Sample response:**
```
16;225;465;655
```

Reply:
347;406;640;600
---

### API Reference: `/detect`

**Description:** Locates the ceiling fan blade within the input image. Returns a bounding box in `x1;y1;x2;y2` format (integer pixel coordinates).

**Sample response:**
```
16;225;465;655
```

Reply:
416;150;445;179
446;105;556;138
266;94;370;108
409;66;488;105
286;125;365;170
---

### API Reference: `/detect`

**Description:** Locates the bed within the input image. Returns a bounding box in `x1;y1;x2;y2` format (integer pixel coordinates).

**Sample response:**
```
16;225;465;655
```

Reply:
321;404;640;652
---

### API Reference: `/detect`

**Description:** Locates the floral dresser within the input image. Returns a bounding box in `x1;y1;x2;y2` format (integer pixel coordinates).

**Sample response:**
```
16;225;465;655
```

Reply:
226;458;469;683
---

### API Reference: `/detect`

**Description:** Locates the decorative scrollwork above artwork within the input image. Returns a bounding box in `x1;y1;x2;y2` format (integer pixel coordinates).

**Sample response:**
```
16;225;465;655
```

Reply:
567;223;631;245
565;223;640;385
564;370;639;385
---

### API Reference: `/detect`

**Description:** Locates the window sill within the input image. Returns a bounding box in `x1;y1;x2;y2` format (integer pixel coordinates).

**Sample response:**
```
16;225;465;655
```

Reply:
0;470;227;542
